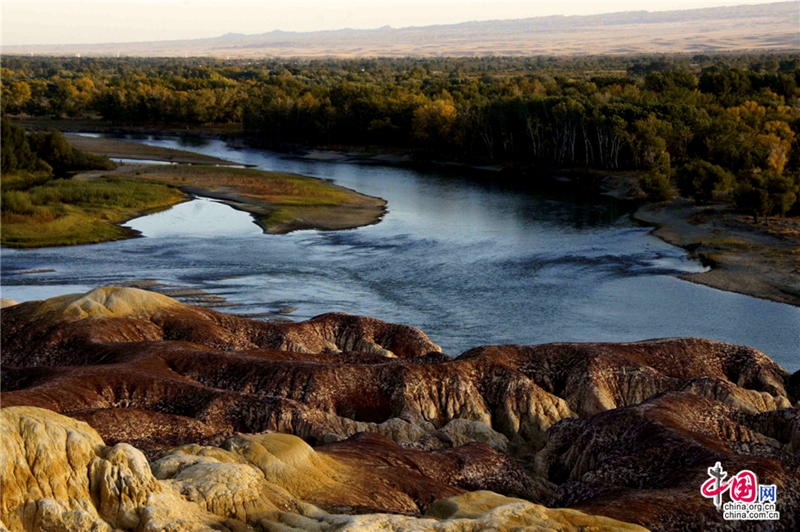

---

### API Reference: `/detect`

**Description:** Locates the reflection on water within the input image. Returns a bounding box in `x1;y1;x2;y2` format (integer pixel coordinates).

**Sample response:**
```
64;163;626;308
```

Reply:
112;158;178;165
3;136;798;371
125;197;263;238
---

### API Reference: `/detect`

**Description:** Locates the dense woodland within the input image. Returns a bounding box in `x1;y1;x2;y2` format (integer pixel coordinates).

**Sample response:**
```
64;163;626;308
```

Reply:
2;54;800;218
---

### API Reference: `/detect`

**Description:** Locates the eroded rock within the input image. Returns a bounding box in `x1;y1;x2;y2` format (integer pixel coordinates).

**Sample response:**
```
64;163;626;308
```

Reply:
2;289;798;532
0;407;638;532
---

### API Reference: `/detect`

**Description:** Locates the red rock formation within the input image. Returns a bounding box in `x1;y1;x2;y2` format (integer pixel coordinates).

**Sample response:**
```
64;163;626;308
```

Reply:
2;287;798;531
538;393;799;530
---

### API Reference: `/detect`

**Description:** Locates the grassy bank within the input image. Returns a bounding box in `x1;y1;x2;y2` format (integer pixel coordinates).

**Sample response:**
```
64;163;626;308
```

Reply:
1;176;186;247
1;136;386;248
132;164;386;234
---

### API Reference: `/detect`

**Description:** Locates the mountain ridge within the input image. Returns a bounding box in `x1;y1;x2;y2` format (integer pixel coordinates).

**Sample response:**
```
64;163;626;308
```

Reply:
3;1;799;57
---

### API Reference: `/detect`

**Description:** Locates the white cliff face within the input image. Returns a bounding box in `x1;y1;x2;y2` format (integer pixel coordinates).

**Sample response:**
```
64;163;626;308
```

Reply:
0;407;647;532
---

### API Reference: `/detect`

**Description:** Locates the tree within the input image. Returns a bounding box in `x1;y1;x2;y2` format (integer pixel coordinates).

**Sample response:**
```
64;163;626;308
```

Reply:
676;160;734;204
27;129;114;176
1;118;38;174
764;173;798;219
28;130;76;175
639;172;674;201
734;173;770;223
2;81;32;114
734;172;798;223
412;99;459;150
755;120;795;175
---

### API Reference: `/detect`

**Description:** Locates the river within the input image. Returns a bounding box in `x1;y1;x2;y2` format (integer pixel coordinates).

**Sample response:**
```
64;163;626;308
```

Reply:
2;135;798;371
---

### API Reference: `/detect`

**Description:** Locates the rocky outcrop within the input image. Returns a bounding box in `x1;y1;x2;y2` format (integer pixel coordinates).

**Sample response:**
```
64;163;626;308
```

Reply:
0;287;441;367
2;288;798;532
0;407;224;532
0;407;644;532
0;298;18;308
535;393;800;530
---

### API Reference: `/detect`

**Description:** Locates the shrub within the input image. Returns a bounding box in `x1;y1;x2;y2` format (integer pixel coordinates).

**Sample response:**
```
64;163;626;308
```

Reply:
676;160;734;204
734;172;799;222
1;190;35;215
639;172;674;201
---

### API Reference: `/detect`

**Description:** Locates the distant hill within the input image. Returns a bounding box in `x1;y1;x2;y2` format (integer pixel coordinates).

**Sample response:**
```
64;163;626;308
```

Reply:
4;1;799;57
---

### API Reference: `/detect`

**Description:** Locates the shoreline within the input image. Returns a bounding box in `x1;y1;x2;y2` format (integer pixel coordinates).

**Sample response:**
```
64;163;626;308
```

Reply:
2;135;387;249
18;121;800;307
64;133;236;165
67;138;388;236
633;199;800;308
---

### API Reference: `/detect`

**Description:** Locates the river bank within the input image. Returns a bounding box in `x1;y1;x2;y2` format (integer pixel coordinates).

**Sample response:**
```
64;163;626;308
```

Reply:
634;199;800;307
65;133;236;165
57;136;387;238
16;120;800;307
75;133;800;308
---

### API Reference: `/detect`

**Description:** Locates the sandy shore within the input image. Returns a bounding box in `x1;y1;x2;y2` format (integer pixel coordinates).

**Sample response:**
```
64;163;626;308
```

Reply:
634;199;800;307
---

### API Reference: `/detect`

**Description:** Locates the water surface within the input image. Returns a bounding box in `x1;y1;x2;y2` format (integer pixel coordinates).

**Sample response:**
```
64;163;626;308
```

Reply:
3;136;798;371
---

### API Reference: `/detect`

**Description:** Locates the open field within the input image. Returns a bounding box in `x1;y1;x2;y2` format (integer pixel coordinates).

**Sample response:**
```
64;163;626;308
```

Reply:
3;2;797;57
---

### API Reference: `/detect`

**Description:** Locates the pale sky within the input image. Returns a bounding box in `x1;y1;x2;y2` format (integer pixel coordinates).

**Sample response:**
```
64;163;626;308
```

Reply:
1;0;788;46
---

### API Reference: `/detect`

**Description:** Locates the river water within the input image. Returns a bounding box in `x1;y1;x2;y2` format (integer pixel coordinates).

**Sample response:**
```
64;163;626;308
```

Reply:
2;136;798;371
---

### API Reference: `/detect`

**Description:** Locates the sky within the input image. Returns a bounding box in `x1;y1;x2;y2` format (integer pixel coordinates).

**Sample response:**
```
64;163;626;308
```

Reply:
1;0;787;46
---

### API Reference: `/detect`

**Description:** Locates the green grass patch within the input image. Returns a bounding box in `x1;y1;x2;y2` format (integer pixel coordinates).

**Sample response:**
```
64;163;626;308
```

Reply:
136;165;356;206
1;175;185;247
259;205;323;227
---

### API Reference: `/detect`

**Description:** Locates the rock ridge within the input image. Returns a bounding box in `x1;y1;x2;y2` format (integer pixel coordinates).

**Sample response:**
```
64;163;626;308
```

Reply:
2;288;798;531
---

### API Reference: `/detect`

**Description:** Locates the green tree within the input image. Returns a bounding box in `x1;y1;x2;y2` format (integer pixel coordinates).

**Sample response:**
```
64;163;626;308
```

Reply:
734;173;770;222
733;172;798;223
764;173;798;219
676;160;734;204
1;118;38;174
639;172;674;201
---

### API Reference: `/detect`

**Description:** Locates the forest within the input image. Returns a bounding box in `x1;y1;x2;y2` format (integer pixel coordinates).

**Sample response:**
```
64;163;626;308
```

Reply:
3;54;800;219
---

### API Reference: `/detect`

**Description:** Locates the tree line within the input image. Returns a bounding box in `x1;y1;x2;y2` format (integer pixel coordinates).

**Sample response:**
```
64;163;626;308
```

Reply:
1;118;113;186
3;54;799;219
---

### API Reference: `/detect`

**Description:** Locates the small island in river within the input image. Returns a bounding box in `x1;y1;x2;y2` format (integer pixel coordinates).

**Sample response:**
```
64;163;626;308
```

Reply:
0;130;386;248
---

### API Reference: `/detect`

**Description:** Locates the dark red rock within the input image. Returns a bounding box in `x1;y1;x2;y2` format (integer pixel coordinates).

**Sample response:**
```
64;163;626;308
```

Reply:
1;289;797;530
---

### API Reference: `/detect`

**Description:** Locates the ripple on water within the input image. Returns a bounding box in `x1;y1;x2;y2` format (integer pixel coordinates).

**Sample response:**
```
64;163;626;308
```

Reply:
2;135;798;372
